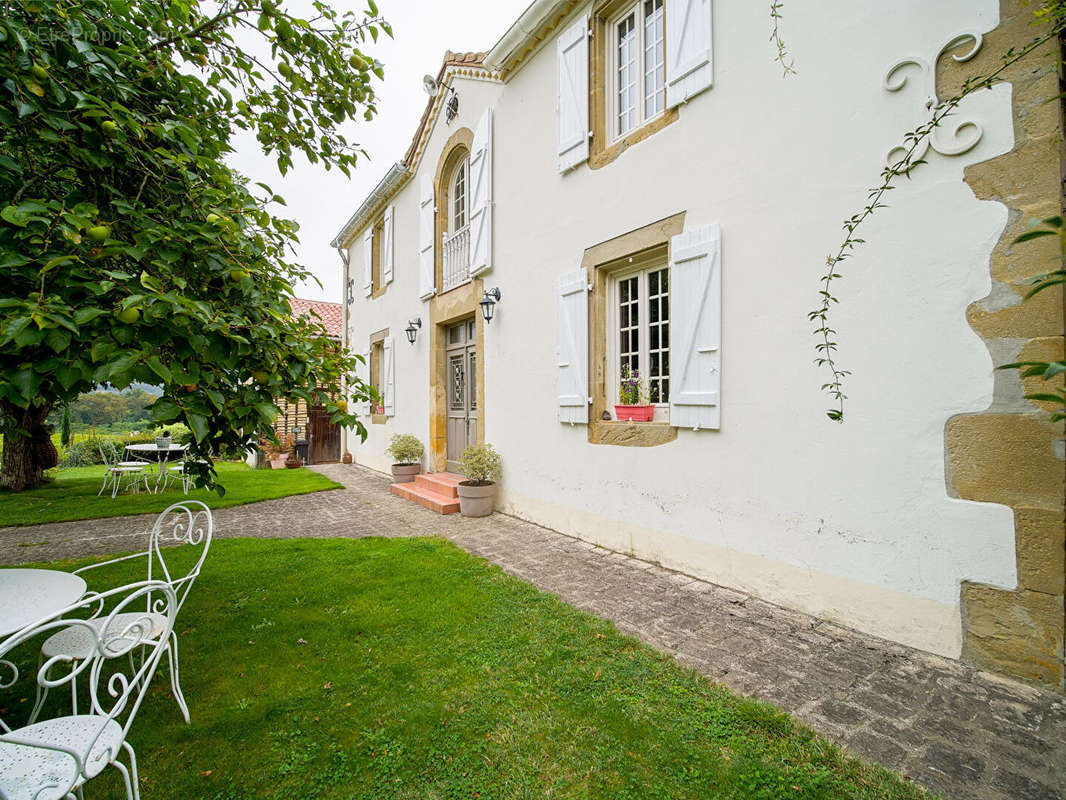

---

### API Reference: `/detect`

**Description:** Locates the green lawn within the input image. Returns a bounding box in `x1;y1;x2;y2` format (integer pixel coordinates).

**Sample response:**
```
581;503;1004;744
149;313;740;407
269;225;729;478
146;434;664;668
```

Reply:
3;538;928;800
0;462;340;526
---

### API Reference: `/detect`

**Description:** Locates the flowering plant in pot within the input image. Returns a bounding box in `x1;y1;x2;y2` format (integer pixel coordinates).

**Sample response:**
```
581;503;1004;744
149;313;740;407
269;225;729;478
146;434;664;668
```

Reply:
615;364;654;421
457;443;502;517
386;434;424;483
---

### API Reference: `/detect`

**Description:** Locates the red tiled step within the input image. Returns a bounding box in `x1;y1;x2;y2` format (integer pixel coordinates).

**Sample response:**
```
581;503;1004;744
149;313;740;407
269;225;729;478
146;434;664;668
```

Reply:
390;480;459;515
413;472;463;498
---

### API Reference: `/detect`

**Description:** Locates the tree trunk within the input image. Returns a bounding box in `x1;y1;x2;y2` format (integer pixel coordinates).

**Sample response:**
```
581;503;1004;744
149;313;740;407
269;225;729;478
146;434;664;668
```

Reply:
0;401;53;491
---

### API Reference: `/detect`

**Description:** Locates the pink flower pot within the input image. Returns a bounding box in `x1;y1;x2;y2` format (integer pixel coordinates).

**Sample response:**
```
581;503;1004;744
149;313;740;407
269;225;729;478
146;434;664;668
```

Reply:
614;404;655;422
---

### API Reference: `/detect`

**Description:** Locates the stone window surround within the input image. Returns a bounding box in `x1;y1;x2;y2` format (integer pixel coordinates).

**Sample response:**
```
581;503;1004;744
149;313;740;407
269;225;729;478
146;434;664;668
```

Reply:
589;0;679;171
369;327;388;425
434;128;474;297
427;127;486;472
366;216;388;301
428;285;486;472
585;211;686;447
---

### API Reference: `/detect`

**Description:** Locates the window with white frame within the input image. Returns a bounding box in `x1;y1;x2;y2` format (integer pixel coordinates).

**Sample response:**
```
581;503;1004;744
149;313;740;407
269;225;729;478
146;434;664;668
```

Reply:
610;257;670;417
610;0;665;140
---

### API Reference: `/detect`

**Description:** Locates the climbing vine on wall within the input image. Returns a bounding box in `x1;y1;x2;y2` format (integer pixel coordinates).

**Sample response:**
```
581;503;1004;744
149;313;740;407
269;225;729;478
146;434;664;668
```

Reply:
805;4;1066;421
769;2;795;77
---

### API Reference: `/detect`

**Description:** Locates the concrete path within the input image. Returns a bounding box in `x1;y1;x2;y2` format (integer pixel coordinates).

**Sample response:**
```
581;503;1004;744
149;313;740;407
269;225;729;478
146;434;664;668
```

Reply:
1;463;1063;800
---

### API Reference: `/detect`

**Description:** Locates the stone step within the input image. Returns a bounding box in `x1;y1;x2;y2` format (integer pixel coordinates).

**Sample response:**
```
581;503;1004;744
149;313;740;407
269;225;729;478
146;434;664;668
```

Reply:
414;472;464;498
390;481;460;515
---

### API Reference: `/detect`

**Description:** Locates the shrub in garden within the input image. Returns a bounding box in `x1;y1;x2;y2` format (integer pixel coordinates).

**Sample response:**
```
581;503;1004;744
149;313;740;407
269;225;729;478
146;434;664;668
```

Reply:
60;438;106;468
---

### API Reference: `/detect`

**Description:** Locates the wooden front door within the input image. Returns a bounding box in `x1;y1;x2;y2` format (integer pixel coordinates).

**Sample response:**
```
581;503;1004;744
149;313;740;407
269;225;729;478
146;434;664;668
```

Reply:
307;405;341;465
445;319;478;473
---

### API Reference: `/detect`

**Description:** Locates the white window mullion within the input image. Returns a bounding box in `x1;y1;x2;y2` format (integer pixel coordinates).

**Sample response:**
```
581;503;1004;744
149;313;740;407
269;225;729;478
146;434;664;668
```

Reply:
644;0;665;118
610;263;671;420
639;273;650;401
616;11;637;137
611;1;666;143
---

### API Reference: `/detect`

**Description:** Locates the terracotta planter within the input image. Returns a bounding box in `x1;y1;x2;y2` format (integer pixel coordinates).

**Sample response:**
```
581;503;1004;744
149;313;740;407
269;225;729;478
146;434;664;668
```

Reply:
284;456;303;469
342;452;353;464
457;481;496;517
391;463;421;483
615;404;655;422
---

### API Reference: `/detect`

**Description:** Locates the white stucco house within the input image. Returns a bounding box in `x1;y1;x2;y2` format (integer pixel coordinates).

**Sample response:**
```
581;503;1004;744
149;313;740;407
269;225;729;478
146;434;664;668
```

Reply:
332;0;1065;689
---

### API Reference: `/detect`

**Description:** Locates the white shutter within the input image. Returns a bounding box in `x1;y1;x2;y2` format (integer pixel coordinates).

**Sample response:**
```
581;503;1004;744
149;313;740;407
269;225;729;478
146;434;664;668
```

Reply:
556;15;590;173
556;268;589;425
382;205;394;285
383;336;395;417
469;108;493;277
669;223;721;431
362;228;373;297
665;0;713;108
418;172;435;299
355;349;370;415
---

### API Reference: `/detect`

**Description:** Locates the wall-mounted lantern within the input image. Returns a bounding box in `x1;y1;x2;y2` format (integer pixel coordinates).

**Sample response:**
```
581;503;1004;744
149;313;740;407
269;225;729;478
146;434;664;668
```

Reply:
480;288;501;324
405;317;422;345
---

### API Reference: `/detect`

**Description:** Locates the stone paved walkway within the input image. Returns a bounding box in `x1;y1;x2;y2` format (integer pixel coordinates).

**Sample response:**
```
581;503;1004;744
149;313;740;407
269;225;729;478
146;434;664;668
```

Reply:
2;463;1063;800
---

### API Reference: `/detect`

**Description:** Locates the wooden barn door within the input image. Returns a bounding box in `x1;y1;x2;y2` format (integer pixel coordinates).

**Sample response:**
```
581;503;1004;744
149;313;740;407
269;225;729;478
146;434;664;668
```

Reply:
307;405;340;464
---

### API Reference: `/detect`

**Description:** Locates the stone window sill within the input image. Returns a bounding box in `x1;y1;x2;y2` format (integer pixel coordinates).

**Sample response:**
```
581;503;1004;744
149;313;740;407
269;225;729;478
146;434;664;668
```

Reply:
588;420;677;447
437;280;472;297
590;108;678;171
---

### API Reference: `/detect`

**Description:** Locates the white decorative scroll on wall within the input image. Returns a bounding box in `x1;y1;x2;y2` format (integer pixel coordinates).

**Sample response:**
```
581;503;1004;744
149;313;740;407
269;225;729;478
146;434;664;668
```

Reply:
883;31;985;165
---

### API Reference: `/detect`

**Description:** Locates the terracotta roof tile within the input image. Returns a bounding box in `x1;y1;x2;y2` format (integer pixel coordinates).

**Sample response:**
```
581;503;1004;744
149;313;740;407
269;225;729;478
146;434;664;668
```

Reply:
443;51;486;67
289;297;343;339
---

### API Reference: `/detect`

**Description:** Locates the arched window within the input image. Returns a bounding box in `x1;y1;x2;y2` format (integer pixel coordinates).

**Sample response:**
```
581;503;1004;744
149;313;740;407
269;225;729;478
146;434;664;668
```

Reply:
450;156;468;232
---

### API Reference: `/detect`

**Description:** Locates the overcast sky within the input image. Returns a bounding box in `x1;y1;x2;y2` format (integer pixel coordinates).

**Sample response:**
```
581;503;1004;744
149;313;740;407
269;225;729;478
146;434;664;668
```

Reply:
226;0;531;304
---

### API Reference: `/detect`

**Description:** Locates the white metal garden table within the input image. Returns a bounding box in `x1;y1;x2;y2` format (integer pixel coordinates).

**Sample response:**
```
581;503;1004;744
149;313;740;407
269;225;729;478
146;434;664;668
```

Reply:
0;568;88;729
0;569;87;638
125;443;189;492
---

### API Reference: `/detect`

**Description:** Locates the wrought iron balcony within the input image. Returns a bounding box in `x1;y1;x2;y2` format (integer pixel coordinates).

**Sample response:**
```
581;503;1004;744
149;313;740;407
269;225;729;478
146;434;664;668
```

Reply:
442;224;470;292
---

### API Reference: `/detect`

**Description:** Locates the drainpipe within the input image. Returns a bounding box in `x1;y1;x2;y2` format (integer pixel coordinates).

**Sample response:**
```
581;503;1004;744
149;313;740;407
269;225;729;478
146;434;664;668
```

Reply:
335;242;351;457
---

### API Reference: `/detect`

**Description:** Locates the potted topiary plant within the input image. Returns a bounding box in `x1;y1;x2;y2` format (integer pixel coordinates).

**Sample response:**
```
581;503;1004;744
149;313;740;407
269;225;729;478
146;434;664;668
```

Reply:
456;443;502;517
386;434;424;483
615;364;654;421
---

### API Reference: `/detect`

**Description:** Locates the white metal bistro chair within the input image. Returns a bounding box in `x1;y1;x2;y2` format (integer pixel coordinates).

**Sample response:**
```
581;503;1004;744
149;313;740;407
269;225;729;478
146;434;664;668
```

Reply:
97;442;148;499
160;456;205;495
0;580;177;800
31;502;213;725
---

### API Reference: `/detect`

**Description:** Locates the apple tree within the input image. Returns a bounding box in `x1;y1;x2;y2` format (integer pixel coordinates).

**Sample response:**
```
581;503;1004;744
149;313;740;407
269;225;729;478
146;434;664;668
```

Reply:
0;0;387;490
